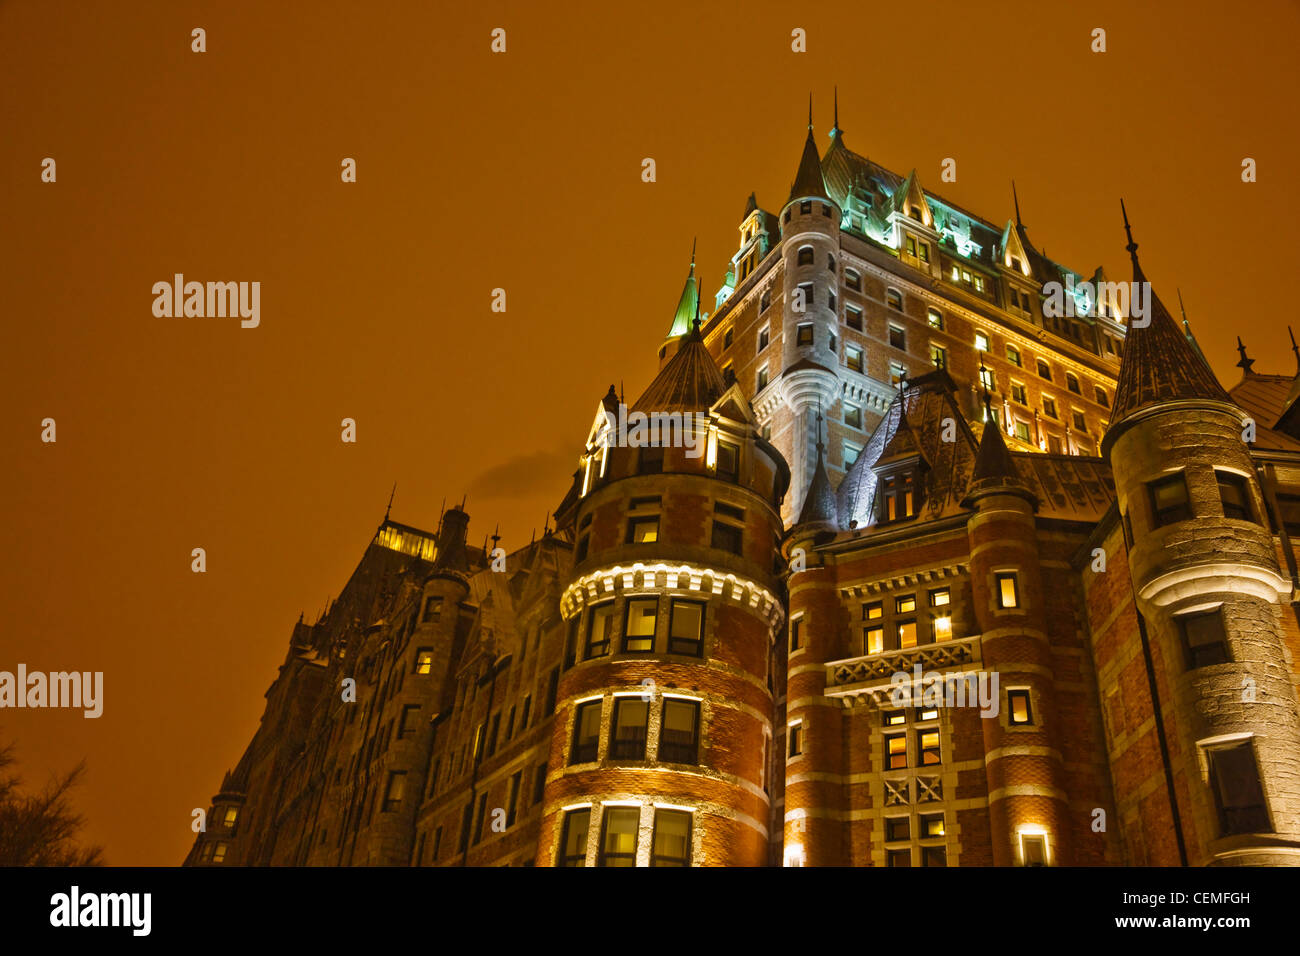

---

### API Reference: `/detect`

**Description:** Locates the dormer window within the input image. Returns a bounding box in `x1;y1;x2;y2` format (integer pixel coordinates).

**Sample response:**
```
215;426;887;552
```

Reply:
880;473;918;522
908;207;922;222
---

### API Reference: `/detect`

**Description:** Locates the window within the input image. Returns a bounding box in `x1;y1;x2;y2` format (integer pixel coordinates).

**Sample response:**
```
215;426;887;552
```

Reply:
639;445;664;474
559;808;590;866
890;362;907;387
1010;382;1027;405
545;668;559;716
798;283;814;309
895;595;916;613
864;625;884;655
422;596;443;623
711;517;743;555
883;710;907;726
575;529;590;562
897;620;917;649
919;812;945;838
1179;608;1229;669
1065;373;1081;395
211;842;228;863
906;235;916;257
800;200;812;215
716;441;740;482
1217;471;1253;521
609;698;650;759
756;366;769;391
889;325;906;350
1149;472;1192;526
571;700;602;764
843;442;861;467
864;601;883;620
847;346;864;372
382;771;406;812
758;326;770;351
760;291;771;313
885;733;907;769
930;344;947;369
398;704;420;739
917;729;941;765
221;807;238;828
1014;420;1030;442
1208;742;1271;836
921;845;947;867
1020;833;1047;867
846;269;861;291
975;331;990;352
995;572;1020;609
844;403;862;429
586;602;615;657
599;807;641;867
979;365;995;392
533;761;547;805
790;616;802;651
788;723;803;757
622;598;658;653
930;588;949;607
1006;345;1022;367
668;600;704;656
880;473;917;521
626;515;659;544
886;289;903;310
1048;434;1062;453
723;328;733;349
414;648;434;675
846;305;863;330
918;241;930;262
1008;689;1033;725
1036;359;1051;381
651;809;692;866
1094;385;1109;407
822;203;833;218
927;308;943;329
797;245;814;266
886;817;910;841
660;698;700;764
1072;410;1087;432
797;323;813;346
1042;396;1057;419
887;848;911;867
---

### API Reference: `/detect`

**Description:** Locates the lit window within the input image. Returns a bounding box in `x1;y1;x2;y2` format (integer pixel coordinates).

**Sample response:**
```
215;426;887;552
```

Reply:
1006;345;1022;367
846;305;863;331
221;807;238;828
864;601;883;620
930;588;950;607
883;710;907;726
885;733;907;769
864;625;884;655
979;366;995;392
1011;382;1027;405
995;572;1020;609
897;620;917;649
757;366;769;390
1148;472;1192;527
758;327;770;351
659;698;700;764
890;362;907;386
896;595;916;613
622;598;658;653
651;809;692;866
585;602;616;658
1014;420;1030;442
571;700;602;764
843;442;861;467
788;723;803;757
609;698;650;759
887;289;903;310
844;403;862;429
930;344;947;369
559;808;590;866
627;515;659;544
919;812;945;838
797;323;814;346
917;729;941;765
932;615;952;641
1020;833;1047;867
847;346;864;372
212;842;228;863
1217;471;1254;522
1178;608;1229;670
414;648;434;675
880;473;917;521
1208;742;1271;836
975;331;990;352
668;600;704;656
1042;396;1057;419
1008;689;1033;725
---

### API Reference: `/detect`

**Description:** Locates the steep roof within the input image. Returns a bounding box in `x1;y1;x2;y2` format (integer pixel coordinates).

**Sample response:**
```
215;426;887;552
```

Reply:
787;127;832;204
797;442;837;527
632;324;728;414
1230;373;1300;451
665;254;699;339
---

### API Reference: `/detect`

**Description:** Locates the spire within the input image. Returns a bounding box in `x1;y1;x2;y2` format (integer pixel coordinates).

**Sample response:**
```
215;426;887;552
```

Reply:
829;85;844;144
1236;336;1255;374
1176;288;1207;362
1291;326;1299;373
787;103;832;205
797;404;837;528
1103;203;1233;451
665;241;700;338
633;320;728;413
1012;180;1023;227
384;482;396;522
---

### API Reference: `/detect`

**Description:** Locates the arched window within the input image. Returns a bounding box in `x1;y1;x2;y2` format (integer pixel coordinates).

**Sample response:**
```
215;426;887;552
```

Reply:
886;288;903;311
797;246;814;266
760;290;771;312
828;254;836;272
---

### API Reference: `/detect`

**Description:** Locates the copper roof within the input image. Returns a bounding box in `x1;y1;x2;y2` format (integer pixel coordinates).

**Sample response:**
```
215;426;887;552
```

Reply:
788;128;832;204
632;327;727;414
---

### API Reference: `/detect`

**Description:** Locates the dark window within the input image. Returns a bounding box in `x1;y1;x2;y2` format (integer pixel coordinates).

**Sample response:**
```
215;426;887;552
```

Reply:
797;246;814;266
486;712;501;756
800;200;812;215
639;445;665;474
844;404;862;428
1037;359;1051;381
1217;471;1254;521
599;807;641;867
1008;689;1033;725
886;289;903;310
1149;473;1192;526
651;809;692;866
846;270;861;291
609;698;649;760
889;325;906;350
532;761;547;805
717;441;740;482
521;695;532;729
398;704;420;739
797;323;814;346
586;602;615;658
432;826;443;862
571;700;602;764
668;599;705;656
1072;411;1087;432
659;698;700;764
1208;742;1271;836
887;848;912;867
575;531;590;562
1066;373;1081;395
790;617;802;651
505;771;522;827
1094;385;1109;407
760;291;771;312
711;520;743;555
382;771;405;812
995;572;1020;609
885;816;910;841
545;668;559;716
921;845;947;867
789;723;803;757
822;203;833;218
622;597;658;653
559;808;590;866
846;306;863;331
563;618;579;669
723;328;733;349
472;792;489;843
422;596;443;623
758;327;770;351
626;515;659;544
1179;609;1229;669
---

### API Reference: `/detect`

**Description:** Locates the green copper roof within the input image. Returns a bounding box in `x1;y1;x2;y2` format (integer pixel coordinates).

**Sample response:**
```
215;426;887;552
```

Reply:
666;257;699;339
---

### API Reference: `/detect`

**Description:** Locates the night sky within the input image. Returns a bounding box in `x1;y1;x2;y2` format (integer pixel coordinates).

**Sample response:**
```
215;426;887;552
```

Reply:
4;0;1297;864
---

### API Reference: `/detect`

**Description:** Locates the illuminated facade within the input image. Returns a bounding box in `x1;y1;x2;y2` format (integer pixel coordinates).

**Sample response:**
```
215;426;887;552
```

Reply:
187;112;1300;867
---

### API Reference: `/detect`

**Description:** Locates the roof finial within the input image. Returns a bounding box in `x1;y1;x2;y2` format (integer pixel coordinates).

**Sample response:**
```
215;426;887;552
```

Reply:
384;482;396;522
1120;198;1139;263
1012;180;1023;227
1236;336;1255;374
832;86;840;133
491;524;501;550
1290;326;1299;372
815;399;825;453
690;236;696;274
979;356;992;417
808;93;813;130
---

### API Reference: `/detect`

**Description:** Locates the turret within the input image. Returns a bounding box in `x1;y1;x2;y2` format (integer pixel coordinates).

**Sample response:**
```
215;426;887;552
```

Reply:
1102;205;1300;866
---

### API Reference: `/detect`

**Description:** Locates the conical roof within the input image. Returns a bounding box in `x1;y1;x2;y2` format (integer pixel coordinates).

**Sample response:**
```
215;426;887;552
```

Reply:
874;407;924;468
665;254;699;339
788;127;831;204
1105;213;1232;443
797;422;838;527
633;324;727;414
962;404;1035;507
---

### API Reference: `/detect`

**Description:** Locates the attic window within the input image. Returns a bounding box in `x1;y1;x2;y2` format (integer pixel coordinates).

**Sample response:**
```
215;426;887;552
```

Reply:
1010;256;1022;272
908;207;922;222
879;473;919;523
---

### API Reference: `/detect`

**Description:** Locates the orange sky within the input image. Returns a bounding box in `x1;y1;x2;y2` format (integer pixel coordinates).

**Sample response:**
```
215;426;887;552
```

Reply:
3;0;1297;864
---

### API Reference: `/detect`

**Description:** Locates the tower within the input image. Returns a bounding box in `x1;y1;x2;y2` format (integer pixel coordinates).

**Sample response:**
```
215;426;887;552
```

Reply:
540;323;789;866
1101;208;1300;866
